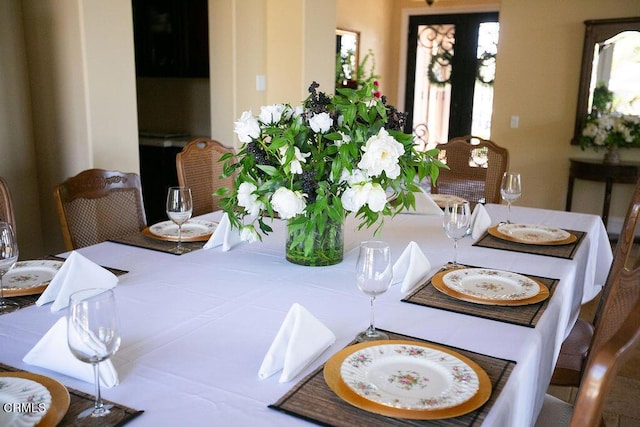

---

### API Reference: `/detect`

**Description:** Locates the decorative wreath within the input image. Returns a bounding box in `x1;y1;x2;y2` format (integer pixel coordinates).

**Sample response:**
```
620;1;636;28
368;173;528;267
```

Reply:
427;51;453;86
476;52;496;86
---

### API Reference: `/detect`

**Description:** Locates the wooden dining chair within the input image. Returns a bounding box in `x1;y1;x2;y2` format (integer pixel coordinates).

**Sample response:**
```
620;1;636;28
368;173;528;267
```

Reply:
0;177;16;232
535;266;640;427
175;137;235;217
550;177;640;387
431;135;509;205
54;168;147;250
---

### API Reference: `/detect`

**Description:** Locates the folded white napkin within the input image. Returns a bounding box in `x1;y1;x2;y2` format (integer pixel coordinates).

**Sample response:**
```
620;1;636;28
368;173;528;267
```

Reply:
412;189;444;216
23;317;119;388
258;303;335;383
203;212;243;251
392;241;431;293
36;251;118;312
470;204;492;239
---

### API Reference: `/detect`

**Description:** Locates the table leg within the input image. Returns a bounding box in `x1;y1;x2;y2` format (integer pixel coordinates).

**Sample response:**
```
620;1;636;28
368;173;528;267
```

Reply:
602;179;613;228
565;177;575;212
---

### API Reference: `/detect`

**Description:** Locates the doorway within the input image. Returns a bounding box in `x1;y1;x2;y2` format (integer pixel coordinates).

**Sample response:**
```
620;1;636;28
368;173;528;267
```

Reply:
404;12;499;149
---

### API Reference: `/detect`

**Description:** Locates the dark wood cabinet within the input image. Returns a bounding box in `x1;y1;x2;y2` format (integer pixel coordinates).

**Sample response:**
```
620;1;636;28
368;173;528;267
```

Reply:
139;144;183;224
132;0;209;78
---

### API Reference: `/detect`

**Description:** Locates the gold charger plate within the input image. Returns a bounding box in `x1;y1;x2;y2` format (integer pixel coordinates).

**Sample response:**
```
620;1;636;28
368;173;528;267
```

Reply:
431;268;550;306
430;194;468;208
142;219;217;242
0;372;70;427
2;260;64;297
323;340;492;420
487;225;577;246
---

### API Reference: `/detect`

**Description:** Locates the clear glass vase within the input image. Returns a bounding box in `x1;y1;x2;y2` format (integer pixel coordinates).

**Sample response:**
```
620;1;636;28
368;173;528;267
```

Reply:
286;217;344;266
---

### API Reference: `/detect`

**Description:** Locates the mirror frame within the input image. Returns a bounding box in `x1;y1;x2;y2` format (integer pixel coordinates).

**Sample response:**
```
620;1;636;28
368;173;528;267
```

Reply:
572;16;640;144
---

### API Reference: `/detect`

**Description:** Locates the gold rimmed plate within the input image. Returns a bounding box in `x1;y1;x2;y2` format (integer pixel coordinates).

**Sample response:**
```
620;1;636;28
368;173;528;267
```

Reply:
431;268;550;306
488;224;577;246
2;260;64;297
430;194;468;209
323;340;491;420
143;219;217;242
0;372;70;427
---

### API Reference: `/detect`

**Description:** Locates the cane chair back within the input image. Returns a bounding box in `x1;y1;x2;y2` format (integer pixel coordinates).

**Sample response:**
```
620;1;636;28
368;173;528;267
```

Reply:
551;178;640;386
54;169;147;250
0;177;16;232
176;138;235;216
536;272;640;427
431;135;509;205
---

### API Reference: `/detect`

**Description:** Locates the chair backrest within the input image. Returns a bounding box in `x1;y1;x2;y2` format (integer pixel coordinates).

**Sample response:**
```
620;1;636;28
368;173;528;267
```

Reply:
431;135;509;205
176;138;235;217
569;266;640;427
588;178;640;365
54;169;147;250
0;177;16;232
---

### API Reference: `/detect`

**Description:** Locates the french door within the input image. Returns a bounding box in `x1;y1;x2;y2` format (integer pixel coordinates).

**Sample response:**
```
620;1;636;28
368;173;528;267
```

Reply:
404;12;499;148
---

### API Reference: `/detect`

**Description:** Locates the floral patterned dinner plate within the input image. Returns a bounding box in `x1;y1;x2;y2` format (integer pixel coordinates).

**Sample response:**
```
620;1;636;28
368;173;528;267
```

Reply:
439;268;540;301
0;376;52;427
2;260;63;297
489;223;576;245
144;219;218;242
340;343;480;411
429;194;468;208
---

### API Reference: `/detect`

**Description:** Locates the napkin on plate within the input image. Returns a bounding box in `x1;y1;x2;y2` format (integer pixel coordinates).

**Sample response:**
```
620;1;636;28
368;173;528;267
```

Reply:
23;317;119;388
203;212;243;251
392;241;432;293
411;189;444;216
258;303;335;383
470;203;492;239
36;251;118;312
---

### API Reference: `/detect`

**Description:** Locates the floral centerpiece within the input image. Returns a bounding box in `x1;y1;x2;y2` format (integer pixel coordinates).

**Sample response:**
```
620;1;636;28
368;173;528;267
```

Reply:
218;81;445;266
579;112;640;163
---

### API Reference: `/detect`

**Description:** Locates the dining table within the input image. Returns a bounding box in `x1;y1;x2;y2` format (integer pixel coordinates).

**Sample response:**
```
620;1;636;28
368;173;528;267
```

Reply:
0;203;612;426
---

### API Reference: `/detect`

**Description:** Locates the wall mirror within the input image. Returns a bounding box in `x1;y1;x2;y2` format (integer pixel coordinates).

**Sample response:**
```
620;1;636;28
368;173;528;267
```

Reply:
336;29;360;89
572;17;640;144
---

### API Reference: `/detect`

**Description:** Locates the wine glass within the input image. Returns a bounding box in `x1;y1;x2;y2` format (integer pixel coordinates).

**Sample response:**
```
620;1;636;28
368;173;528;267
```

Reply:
0;222;19;314
355;241;393;342
442;201;471;268
68;288;123;426
500;172;522;224
166;186;193;254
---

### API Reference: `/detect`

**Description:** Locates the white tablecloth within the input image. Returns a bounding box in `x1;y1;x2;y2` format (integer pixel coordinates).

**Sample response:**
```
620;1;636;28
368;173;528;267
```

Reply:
0;204;612;426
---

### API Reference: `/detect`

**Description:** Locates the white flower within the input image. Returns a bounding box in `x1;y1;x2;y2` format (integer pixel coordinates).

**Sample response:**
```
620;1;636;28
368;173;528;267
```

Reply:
240;225;259;243
309;112;333;133
237;182;265;216
358;128;405;179
335;131;351;147
234;111;261;143
338;168;367;185
279;146;311;175
341;182;387;213
271;187;306;219
259;104;286;125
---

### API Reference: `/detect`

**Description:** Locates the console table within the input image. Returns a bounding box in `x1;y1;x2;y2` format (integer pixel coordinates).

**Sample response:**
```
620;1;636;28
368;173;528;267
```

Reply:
565;158;640;228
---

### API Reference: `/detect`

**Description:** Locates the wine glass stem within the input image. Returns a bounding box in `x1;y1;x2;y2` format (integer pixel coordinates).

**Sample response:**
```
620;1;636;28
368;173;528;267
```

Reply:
453;239;458;266
368;296;376;334
507;202;512;223
92;362;105;415
177;224;183;251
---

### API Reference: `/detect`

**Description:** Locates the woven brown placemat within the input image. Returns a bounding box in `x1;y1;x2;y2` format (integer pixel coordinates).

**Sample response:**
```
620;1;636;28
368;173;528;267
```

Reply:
3;256;129;314
0;363;143;426
401;268;559;328
269;330;515;426
472;229;586;259
109;233;205;254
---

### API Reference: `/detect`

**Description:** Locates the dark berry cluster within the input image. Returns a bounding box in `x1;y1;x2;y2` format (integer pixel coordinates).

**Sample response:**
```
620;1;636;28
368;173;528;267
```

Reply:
299;169;319;203
381;96;408;132
245;141;274;167
305;81;332;115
